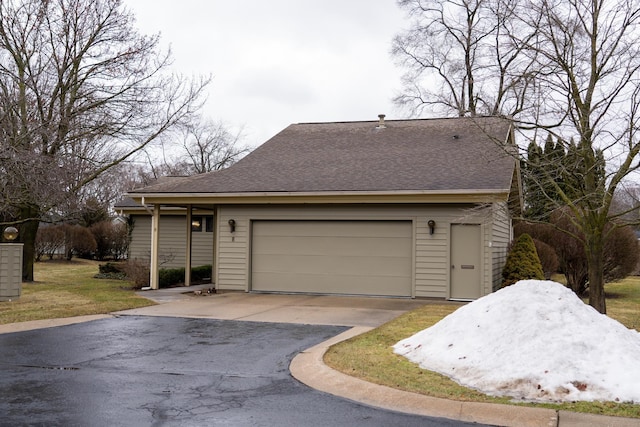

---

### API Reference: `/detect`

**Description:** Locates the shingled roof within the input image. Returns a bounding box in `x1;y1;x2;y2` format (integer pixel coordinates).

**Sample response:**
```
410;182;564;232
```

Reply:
129;116;516;195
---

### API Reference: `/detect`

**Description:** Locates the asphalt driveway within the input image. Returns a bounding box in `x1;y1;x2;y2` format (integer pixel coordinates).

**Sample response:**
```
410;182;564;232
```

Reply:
0;315;485;426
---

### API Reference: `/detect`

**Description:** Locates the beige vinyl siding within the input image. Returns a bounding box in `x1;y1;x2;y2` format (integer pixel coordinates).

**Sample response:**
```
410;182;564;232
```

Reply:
216;204;495;298
128;214;214;269
128;215;153;261
491;201;512;291
216;213;248;290
415;217;449;298
482;222;492;296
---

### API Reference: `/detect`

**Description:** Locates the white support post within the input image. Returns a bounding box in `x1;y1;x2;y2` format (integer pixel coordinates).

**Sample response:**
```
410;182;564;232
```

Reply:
212;206;218;288
150;204;160;290
185;205;192;287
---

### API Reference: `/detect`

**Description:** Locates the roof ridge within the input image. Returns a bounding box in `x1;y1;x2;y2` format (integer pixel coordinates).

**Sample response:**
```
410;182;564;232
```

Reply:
294;115;506;126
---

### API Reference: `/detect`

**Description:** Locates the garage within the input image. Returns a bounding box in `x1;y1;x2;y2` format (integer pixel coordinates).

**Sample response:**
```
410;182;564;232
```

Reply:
250;220;413;297
128;117;518;296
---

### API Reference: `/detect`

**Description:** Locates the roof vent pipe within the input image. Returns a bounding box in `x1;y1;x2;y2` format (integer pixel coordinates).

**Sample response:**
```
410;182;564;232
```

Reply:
377;114;386;129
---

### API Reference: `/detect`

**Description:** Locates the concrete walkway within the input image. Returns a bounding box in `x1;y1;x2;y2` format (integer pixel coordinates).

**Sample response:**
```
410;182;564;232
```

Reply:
2;286;639;427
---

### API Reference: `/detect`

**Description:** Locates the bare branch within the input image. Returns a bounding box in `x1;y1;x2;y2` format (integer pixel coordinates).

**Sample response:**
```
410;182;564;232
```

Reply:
0;0;208;279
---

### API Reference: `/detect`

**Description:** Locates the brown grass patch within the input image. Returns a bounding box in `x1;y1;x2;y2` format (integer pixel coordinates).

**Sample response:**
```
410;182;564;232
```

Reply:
0;259;155;325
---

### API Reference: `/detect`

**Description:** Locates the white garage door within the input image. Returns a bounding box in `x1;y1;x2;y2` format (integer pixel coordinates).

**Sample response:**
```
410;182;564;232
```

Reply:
251;220;413;296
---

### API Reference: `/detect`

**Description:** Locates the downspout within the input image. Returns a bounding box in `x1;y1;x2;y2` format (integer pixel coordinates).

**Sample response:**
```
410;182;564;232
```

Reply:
141;197;154;215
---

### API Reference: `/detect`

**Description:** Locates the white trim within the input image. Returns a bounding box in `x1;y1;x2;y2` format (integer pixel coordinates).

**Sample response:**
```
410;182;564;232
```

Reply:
150;205;160;290
128;190;510;208
129;188;510;199
185;205;192;287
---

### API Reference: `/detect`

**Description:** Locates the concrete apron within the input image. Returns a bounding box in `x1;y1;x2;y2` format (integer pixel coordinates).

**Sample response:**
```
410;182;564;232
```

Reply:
115;287;442;328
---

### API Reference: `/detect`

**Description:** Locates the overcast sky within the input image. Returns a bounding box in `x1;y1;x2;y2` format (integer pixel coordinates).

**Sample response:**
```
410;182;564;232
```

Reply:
125;0;409;148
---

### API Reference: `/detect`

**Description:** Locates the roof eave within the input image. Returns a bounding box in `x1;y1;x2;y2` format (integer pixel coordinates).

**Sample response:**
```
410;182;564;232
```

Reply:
127;189;512;206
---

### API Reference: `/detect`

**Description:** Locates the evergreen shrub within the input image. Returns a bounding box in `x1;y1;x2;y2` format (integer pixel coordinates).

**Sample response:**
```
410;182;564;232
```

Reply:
501;233;544;287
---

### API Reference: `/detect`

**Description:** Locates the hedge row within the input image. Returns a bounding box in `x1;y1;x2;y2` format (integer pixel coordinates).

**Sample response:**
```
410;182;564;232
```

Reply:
159;265;212;288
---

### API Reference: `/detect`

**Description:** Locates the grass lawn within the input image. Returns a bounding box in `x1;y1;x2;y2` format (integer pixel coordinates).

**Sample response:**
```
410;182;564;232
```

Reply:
325;277;640;419
0;259;156;325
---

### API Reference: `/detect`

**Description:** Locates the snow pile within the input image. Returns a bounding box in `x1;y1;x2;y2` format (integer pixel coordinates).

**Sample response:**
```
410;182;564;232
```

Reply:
393;280;640;403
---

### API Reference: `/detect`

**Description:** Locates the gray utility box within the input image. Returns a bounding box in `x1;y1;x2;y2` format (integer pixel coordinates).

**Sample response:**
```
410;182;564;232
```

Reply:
0;243;23;301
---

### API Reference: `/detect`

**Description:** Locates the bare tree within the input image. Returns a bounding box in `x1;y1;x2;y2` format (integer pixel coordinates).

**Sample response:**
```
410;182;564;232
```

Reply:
609;184;640;227
180;118;248;174
393;0;538;117
149;117;248;176
394;0;640;314
130;116;248;181
515;212;639;296
35;225;65;261
0;0;208;280
514;0;640;313
111;160;164;192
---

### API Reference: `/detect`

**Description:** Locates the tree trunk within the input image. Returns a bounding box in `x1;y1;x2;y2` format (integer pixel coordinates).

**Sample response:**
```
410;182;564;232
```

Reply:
19;205;40;282
586;234;606;314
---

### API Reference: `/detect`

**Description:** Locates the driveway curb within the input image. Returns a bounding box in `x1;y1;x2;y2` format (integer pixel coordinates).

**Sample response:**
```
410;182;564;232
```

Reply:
0;314;113;335
290;327;639;427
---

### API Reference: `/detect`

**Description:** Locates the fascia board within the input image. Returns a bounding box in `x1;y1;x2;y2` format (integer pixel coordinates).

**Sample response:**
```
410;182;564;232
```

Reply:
127;189;511;206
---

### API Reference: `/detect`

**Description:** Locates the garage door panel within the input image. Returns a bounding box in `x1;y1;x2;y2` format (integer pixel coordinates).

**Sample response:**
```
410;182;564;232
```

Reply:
253;254;411;276
251;220;412;296
253;236;411;258
253;272;411;296
254;220;411;238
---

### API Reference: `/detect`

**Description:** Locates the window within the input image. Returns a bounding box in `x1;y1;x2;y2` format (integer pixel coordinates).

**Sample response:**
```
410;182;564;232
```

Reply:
191;216;213;232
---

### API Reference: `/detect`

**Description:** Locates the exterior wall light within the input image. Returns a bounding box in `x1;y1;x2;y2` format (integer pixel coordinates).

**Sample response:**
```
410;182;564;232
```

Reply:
427;220;436;235
228;219;236;233
3;226;18;241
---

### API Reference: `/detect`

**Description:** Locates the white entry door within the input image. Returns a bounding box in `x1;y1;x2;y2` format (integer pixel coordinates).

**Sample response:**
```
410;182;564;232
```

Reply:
450;224;482;300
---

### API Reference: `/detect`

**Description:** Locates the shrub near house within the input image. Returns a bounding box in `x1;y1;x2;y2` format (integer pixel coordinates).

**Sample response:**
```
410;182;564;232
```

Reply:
502;233;544;287
515;218;639;295
35;221;128;261
159;265;212;288
122;259;212;289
